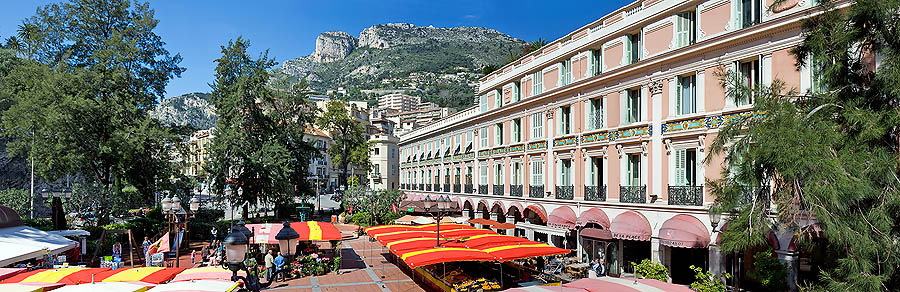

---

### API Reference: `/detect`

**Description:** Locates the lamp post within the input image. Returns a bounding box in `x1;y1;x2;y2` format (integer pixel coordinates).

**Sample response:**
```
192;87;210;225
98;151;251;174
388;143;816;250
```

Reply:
223;226;260;292
275;221;299;271
709;209;721;233
424;195;452;247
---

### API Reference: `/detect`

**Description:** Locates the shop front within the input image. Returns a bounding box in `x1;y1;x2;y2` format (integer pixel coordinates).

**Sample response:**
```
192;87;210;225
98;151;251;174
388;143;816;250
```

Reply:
658;214;711;285
609;211;653;276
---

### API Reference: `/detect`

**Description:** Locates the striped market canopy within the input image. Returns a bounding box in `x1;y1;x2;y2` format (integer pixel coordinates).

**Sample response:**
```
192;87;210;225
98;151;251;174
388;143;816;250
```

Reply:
365;224;570;268
51;282;156;292
1;267;108;284
245;221;341;242
0;282;65;292
170;267;246;283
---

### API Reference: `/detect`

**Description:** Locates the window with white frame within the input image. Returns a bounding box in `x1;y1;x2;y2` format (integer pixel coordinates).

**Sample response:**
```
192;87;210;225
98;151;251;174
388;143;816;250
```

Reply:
735;0;762;29
588;157;604;186
494;123;504;146
513;119;522;143
626;153;642;186
736;58;760;106
480;165;488;185
512;162;521;185
480;126;488;148
560;59;572;86
560;159;572;186
531;113;544;139
677;74;697;115
532;71;543;95
494;163;503;185
531;160;544;186
675;10;696;48
626;33;642;65
673;148;698;186
559;106;572;136
589;50;602;76
586;98;603;130
625;88;642;124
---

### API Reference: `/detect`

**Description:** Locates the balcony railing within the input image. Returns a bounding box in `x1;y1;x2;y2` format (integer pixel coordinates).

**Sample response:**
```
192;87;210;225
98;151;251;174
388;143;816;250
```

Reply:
444;184;450;192
464;184;473;194
425;184;432;191
432;184;439;191
668;185;704;206
510;185;523;197
479;184;488;194
453;184;461;193
419;183;424;190
585;185;607;201
529;185;545;198
556;186;574;200
620;185;647;204
493;185;505;196
741;186;771;207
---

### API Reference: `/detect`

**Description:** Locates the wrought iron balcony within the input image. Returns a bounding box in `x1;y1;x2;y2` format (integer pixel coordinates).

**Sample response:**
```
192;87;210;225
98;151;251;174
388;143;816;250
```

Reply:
493;185;505;196
425;184;432;191
478;184;488;194
555;186;574;200
433;184;439;191
668;185;704;206
443;184;450;192
453;184;461;193
464;184;473;194
529;185;545;198
584;185;607;201
419;183;424;190
510;185;523;197
740;186;771;207
620;185;647;204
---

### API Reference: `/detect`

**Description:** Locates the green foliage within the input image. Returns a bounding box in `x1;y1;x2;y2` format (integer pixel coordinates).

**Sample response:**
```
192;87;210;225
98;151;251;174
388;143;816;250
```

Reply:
0;188;30;215
207;37;319;219
748;249;788;291
708;0;900;290
0;0;186;226
630;259;668;282
21;217;53;231
316;100;370;187
689;265;730;292
342;187;405;226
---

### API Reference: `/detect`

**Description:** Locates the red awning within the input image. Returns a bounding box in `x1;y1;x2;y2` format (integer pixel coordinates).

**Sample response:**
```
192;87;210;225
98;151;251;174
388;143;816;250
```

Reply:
507;202;524;215
658;215;710;248
548;206;576;229
576;208;610;228
247;221;342;242
467;218;499;226
483;244;571;261
525;204;547;223
610;211;652;241
580;228;612;240
493;223;516;230
400;248;496;268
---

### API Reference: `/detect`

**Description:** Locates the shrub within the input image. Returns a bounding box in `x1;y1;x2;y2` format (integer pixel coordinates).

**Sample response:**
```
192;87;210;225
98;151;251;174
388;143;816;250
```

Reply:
631;259;668;281
689;265;730;292
748;249;788;291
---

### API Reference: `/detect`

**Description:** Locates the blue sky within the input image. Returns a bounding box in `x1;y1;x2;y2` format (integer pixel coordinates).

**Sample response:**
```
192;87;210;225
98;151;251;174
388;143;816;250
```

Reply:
0;0;631;98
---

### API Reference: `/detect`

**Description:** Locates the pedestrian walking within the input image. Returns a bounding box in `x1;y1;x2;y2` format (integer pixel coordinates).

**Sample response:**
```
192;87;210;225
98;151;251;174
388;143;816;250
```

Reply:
142;237;152;267
264;250;275;282
273;252;285;282
210;227;217;245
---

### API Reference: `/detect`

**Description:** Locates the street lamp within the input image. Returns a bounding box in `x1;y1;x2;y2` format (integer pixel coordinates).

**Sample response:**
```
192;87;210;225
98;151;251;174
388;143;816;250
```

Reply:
275;221;299;263
223;225;261;292
189;196;201;213
161;197;173;213
709;209;722;233
424;195;452;247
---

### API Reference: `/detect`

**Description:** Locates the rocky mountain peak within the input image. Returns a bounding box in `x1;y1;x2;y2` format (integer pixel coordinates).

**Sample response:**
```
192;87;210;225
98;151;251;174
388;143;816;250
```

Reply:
311;31;358;63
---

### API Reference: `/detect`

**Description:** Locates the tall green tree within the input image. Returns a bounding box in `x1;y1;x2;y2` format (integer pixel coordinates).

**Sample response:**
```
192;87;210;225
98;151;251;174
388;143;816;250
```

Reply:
316;100;371;188
710;0;900;290
207;37;319;219
0;0;185;224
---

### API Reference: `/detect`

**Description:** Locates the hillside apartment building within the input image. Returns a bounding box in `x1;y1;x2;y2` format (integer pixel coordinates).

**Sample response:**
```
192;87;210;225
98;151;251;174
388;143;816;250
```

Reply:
399;0;836;288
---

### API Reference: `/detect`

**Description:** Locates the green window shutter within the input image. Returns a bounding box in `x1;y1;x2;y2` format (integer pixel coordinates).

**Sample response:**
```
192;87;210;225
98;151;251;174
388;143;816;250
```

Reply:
733;0;743;30
676;77;683;115
625;36;632;64
675;149;686;186
587;52;595;78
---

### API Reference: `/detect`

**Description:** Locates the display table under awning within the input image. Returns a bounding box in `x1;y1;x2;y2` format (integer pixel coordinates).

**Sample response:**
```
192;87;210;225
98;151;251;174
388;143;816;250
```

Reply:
245;221;342;243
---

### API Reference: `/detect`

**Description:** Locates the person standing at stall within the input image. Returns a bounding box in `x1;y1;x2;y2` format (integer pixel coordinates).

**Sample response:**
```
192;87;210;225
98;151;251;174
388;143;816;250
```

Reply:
264;250;275;282
273;252;285;282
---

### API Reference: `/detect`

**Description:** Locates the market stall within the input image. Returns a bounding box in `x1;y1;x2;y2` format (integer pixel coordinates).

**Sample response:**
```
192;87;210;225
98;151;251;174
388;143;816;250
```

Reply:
244;221;342;243
145;280;241;292
50;282;155;292
170;267;246;282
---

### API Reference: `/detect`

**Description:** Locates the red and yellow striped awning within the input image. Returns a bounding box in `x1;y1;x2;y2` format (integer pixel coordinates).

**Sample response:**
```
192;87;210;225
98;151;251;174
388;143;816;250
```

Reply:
364;223;474;237
365;224;571;268
57;267;185;285
246;221;342;242
1;268;108;284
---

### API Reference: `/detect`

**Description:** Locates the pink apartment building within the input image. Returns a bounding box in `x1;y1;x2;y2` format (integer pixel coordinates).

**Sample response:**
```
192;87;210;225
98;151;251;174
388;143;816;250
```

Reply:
399;0;833;289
